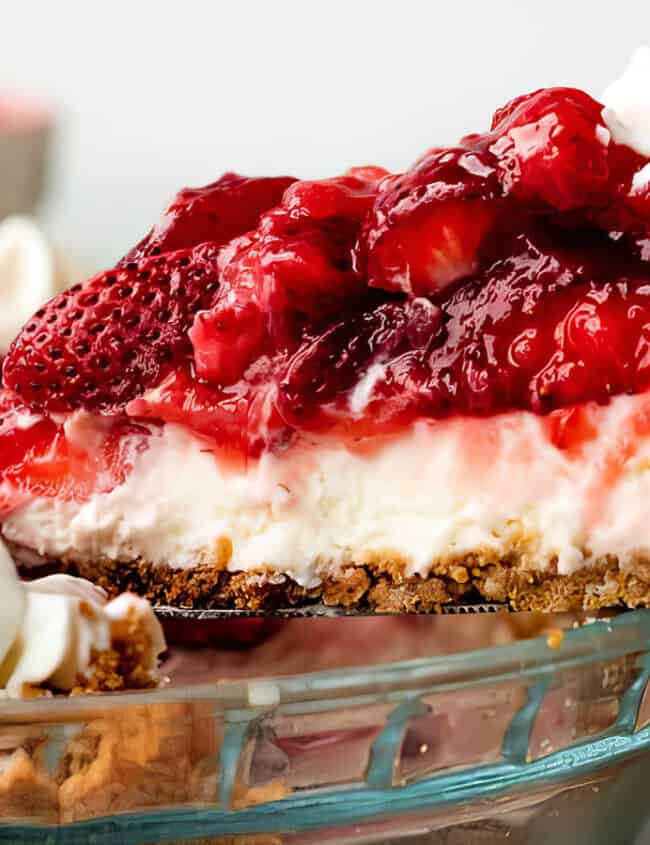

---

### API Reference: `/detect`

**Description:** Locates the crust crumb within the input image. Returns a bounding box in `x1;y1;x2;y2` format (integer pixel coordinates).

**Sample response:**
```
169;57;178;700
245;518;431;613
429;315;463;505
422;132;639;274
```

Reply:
210;535;233;570
322;567;371;607
14;544;650;612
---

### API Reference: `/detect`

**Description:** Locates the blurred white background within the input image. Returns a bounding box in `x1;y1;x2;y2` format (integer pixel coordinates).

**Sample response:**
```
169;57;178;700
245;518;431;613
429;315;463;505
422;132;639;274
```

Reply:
1;0;648;272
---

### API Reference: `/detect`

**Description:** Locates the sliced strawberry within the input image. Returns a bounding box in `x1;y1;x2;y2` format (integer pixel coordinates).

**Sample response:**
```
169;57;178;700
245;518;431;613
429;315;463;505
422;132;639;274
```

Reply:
358;148;502;296
274;297;442;432
190;301;267;387
365;198;498;295
360;87;650;298
121;173;296;263
190;168;388;386
255;168;389;316
490;87;604;135
430;231;650;415
0;396;69;507
488;87;615;211
490;87;650;248
3;244;222;413
282;166;388;221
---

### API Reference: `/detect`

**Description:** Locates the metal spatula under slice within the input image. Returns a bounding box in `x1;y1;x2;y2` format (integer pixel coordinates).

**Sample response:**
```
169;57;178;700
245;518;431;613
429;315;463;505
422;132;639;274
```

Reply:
154;602;507;620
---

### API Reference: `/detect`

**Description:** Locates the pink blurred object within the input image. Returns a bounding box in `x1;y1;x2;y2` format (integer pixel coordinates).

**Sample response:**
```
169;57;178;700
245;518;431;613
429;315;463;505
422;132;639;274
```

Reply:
0;94;52;219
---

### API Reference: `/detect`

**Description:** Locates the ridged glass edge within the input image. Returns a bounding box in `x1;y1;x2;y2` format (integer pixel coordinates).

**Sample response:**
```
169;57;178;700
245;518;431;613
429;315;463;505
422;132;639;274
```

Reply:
0;610;648;719
2;724;649;844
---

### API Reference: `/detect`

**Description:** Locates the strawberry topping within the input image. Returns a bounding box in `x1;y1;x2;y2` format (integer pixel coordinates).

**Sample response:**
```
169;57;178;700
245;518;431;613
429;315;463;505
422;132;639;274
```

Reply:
126;368;250;463
121;173;296;263
189;167;388;386
0;389;150;514
359;87;649;296
2;86;650;503
4;244;222;413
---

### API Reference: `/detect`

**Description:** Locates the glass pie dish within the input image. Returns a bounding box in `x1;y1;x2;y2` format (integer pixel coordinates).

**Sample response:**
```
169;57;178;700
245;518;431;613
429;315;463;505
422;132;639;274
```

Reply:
1;612;650;844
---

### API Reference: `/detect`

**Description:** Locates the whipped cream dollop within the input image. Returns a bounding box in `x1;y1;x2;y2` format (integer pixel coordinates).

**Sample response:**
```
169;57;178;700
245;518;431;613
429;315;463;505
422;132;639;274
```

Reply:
602;46;650;157
0;540;165;698
0;543;25;669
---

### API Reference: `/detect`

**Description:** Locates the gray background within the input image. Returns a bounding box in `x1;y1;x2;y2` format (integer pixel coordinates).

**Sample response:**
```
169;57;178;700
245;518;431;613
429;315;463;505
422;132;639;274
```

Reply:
1;0;649;270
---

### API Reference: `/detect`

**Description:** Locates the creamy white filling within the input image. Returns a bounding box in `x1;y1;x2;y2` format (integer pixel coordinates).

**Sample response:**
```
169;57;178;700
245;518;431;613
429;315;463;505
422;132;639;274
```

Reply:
6;393;650;584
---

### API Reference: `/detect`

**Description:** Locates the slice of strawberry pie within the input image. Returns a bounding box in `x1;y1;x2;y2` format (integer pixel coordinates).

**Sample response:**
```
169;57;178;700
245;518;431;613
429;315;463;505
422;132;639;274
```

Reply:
4;57;650;612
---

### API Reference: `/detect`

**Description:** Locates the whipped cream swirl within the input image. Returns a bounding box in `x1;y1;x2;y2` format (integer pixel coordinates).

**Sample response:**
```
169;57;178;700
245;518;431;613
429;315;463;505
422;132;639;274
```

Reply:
0;540;165;697
602;46;650;157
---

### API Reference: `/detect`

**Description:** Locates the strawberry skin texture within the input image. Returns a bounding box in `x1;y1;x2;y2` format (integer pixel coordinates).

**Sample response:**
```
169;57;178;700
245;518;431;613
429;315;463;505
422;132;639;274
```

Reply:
3;244;222;413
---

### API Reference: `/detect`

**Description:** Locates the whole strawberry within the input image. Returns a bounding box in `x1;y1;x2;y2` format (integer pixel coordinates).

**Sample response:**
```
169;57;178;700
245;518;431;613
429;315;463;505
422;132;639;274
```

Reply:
3;244;222;413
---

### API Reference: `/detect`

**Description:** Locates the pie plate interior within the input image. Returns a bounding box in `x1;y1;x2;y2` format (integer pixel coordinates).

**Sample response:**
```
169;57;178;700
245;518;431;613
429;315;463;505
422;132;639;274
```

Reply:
1;612;650;844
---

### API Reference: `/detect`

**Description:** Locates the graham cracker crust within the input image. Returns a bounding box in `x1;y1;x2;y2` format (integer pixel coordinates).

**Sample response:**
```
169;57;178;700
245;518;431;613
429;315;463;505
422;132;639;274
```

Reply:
20;549;650;613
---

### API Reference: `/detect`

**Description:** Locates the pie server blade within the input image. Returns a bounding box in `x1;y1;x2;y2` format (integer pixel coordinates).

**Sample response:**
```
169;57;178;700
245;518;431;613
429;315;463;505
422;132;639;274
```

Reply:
154;602;507;620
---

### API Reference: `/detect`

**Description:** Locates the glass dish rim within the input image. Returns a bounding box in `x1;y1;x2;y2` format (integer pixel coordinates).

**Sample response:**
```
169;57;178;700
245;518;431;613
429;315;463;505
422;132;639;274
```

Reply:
2;610;650;842
1;609;649;719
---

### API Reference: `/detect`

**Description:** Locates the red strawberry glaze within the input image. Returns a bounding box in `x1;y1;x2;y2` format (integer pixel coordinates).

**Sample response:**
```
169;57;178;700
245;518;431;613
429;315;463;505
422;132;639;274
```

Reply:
0;389;151;516
0;391;67;510
190;167;389;385
358;87;650;296
121;173;296;263
3;86;650;508
544;406;599;457
126;368;251;466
